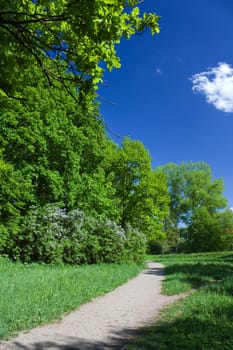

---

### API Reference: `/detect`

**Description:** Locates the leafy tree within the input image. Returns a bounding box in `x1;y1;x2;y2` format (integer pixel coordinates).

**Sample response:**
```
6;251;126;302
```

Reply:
181;163;226;219
187;208;233;252
0;157;31;219
0;155;33;253
104;138;169;241
160;163;184;242
160;162;228;252
187;207;222;252
0;67;116;217
133;169;169;242
216;209;233;251
161;162;227;226
0;0;160;100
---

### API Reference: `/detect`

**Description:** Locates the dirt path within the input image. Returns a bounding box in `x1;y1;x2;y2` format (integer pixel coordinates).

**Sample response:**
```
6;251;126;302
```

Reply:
0;262;188;350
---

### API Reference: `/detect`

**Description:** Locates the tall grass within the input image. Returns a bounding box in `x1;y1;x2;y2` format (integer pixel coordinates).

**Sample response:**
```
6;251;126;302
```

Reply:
0;257;144;340
128;251;233;350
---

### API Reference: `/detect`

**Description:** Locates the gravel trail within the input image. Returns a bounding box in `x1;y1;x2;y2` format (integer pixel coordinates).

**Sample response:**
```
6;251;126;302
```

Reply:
0;262;187;350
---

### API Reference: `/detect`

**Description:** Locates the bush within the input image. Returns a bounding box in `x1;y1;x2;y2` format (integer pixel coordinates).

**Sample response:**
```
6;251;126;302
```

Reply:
5;205;147;264
0;224;10;255
124;225;147;263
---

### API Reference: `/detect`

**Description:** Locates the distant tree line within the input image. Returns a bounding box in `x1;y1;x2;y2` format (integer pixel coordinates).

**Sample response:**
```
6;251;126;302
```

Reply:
156;163;233;253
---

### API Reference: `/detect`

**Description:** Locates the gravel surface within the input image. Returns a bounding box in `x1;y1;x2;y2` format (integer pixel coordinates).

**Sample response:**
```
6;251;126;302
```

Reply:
0;262;187;350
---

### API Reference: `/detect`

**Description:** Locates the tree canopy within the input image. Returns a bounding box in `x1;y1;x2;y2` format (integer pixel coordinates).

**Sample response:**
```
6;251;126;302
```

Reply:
0;67;169;261
103;138;169;242
0;0;160;100
160;162;227;226
0;66;112;213
159;162;229;252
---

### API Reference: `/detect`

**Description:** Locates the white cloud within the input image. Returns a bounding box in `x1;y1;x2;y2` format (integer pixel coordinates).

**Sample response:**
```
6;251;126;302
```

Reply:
155;67;163;76
191;62;233;112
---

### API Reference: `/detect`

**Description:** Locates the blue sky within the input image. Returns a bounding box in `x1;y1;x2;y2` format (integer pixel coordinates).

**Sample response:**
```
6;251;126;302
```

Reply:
99;0;233;208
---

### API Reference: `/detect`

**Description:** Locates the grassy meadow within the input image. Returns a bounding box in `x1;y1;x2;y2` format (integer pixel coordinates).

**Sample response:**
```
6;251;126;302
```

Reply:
0;257;144;340
128;251;233;350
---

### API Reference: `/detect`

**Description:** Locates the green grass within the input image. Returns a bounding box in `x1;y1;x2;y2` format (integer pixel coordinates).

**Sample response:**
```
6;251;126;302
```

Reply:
148;251;233;295
128;251;233;350
0;257;144;340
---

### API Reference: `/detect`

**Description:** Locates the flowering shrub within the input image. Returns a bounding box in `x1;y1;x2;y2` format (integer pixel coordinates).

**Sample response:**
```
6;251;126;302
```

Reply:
124;224;147;264
6;204;147;264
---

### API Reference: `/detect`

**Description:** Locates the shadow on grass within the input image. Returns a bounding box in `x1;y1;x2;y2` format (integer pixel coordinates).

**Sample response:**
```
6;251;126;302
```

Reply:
131;254;233;349
143;267;164;276
9;297;233;350
217;253;233;262
164;261;233;289
128;302;233;350
3;328;138;349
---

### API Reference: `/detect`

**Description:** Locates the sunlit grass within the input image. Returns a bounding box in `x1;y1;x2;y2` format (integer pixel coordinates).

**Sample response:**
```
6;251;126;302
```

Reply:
148;251;233;294
0;257;144;340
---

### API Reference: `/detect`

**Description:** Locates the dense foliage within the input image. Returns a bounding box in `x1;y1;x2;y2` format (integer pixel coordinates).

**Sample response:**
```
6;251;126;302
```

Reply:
103;138;169;241
5;205;146;264
158;162;233;253
0;0;160;102
0;66;168;263
0;68;112;214
0;1;231;264
0;72;231;261
0;74;232;261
